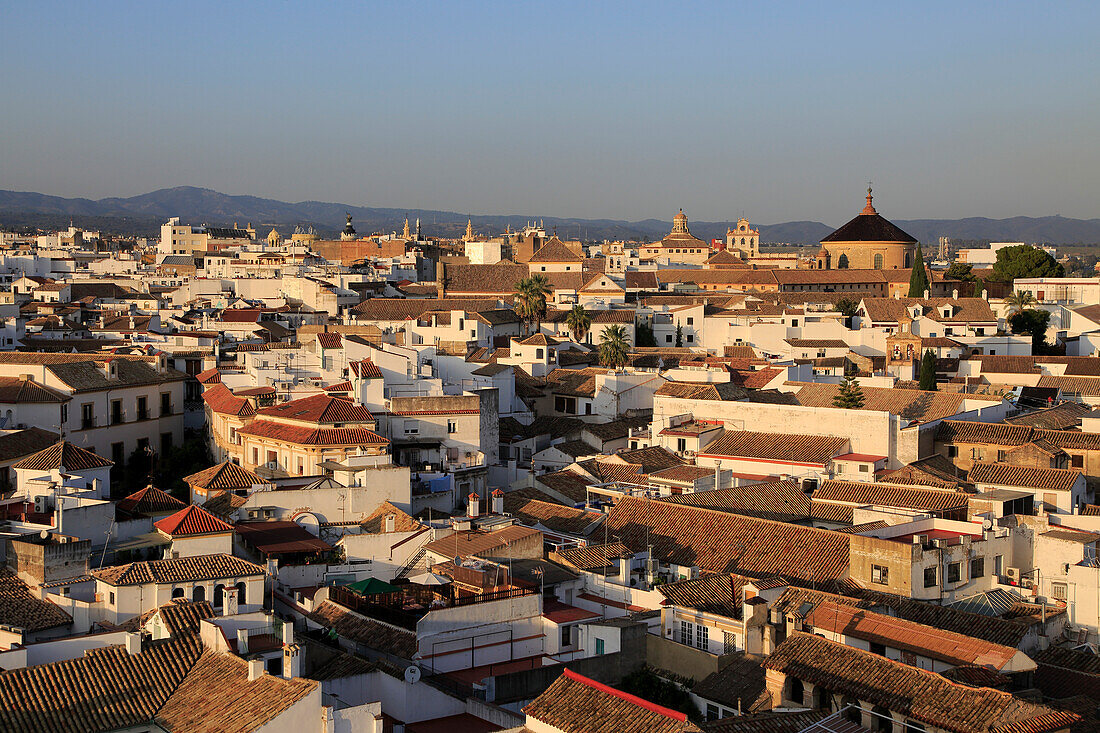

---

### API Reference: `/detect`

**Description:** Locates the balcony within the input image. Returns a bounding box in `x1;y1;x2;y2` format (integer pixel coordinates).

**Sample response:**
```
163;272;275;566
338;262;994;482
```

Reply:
81;417;96;430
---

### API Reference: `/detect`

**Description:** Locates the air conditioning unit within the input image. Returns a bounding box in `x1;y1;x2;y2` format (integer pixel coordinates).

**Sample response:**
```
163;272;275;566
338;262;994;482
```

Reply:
1005;567;1022;583
33;495;48;514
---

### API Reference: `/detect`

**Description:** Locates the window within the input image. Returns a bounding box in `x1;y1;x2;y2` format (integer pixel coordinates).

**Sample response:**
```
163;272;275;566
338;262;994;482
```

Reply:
676;438;687;452
947;562;961;584
686;334;693;343
871;564;889;585
923;567;937;588
404;421;419;435
679;620;694;647
859;463;870;473
536;348;544;359
870;641;886;656
172;587;185;599
214;584;225;608
947;445;958;458
161;392;172;416
970;557;985;578
697;625;709;651
1051;582;1068;601
997;449;1006;462
137;396;148;421
252;448;259;464
994;554;1004;576
266;450;277;466
686;317;694;325
111;399;123;425
724;631;737;654
448;420;457;434
666;334;673;343
595;638;605;655
1072;454;1084;468
81;403;95;429
193;585;206;603
236;582;246;604
970;447;983;460
707;704;720;722
112;442;125;466
109;592;115;605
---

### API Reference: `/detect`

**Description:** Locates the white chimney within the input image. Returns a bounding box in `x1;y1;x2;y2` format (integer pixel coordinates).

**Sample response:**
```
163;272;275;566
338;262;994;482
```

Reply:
281;619;294;646
467;492;480;518
237;628;249;655
952;289;959;299
223;587;239;616
618;554;632;585
491;489;504;514
283;643;301;679
248;658;265;681
124;632;142;656
385;514;396;533
923;289;930;299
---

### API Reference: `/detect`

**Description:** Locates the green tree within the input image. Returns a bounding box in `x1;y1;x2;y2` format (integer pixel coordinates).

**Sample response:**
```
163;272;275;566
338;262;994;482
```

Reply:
1009;308;1052;353
1004;290;1037;314
512;275;551;334
634;322;657;347
832;373;865;409
908;244;930;297
945;262;975;282
565;304;592;343
990;244;1064;282
526;274;552;331
972;276;987;299
674;323;683;348
834;297;859;328
512;277;535;334
598;325;630;370
918;349;938;391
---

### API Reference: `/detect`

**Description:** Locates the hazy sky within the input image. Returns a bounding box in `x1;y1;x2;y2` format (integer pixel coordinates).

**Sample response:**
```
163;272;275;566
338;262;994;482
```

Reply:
2;1;1098;224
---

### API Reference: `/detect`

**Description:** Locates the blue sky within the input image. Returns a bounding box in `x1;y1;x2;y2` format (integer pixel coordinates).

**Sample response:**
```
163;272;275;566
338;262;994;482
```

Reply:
1;1;1098;224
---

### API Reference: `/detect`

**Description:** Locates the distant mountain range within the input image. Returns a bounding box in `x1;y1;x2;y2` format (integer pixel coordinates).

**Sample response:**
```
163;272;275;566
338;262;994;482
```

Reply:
2;186;1100;246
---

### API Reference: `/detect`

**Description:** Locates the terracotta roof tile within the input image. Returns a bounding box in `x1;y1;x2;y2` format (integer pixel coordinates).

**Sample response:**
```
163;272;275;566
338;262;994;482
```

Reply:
91;553;265;586
658;572;754;619
968;462;1081;492
360;501;422;533
794;383;1004;424
604;496;850;583
117;484;186;515
553;542;632;572
201;383;255;417
256;393;373;424
814;480;971;513
308;600;417;659
12;440;113;471
700;429;848;465
155;505;235;536
764;633;1076;733
183;461;266;491
237;420;388;446
0;568;72;632
523;669;702;733
503;494;603;537
0;377;69;403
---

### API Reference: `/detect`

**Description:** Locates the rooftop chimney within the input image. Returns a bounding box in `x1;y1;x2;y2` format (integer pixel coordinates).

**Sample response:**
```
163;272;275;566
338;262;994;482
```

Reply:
385;514;395;533
247;658;265;682
283;643;301;679
468;492;480;518
237;628;249;655
491;488;504;514
124;632;142;656
223;587;239;616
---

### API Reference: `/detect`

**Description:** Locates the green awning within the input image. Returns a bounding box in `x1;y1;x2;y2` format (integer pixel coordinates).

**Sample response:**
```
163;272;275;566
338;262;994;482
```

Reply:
344;577;401;596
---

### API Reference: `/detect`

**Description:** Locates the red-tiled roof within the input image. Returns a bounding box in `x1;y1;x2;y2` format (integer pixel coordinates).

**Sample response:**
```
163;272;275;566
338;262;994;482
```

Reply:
257;393;373;424
201;383;255;417
605;496;850;583
350;359;383;379
195;368;221;384
0;377;69;404
117;484;186;515
764;633;1077;733
700;429;848;465
524;669;700;733
155;505;234;536
316;332;342;349
12;440;113;471
237;420;388;446
91;553;265;586
235;521;333;554
183;461;266;491
969;462;1081;492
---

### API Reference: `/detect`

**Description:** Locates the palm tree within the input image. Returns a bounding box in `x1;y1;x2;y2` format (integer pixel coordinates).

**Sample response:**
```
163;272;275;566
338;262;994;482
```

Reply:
565;304;592;344
598;325;630;370
1004;290;1037;314
512;277;536;334
527;274;552;332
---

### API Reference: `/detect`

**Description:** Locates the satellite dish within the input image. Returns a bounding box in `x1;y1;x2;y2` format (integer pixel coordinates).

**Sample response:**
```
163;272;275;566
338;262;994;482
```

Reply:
404;665;421;684
982;519;993;530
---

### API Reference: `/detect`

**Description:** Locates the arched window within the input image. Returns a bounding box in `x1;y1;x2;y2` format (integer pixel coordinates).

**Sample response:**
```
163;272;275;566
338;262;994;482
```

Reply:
193;585;206;603
214;584;225;609
874;253;884;270
236;581;247;605
741;238;746;246
872;706;894;733
837;253;849;269
788;678;805;706
843;699;861;724
172;587;185;599
904;251;911;268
